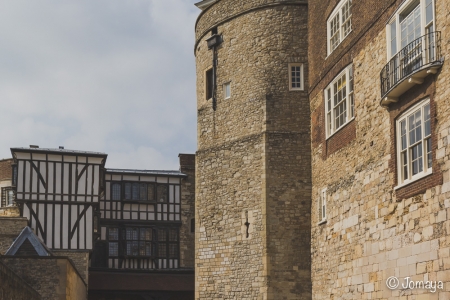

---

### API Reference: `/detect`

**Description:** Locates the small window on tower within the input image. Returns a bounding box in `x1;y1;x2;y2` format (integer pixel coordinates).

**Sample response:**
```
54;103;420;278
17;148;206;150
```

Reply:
224;82;231;99
205;68;213;100
289;63;304;91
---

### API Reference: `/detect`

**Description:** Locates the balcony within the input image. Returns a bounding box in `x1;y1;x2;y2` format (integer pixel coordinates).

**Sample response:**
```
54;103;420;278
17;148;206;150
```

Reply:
380;31;443;106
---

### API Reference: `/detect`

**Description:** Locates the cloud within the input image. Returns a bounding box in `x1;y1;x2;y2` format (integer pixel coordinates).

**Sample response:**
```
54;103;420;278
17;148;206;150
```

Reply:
0;0;199;169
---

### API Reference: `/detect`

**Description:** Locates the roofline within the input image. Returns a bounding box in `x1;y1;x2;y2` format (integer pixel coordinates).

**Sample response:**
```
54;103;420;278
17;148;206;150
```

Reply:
10;147;108;158
105;169;187;177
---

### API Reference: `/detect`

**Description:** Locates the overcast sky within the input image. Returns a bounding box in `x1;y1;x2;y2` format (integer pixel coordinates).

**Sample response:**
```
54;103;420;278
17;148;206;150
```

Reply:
0;0;199;170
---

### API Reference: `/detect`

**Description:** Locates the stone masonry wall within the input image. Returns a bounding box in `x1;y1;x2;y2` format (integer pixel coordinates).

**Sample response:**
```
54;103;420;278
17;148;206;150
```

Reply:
179;153;196;268
0;260;41;300
309;0;450;298
53;250;89;285
0;217;28;254
195;1;310;299
1;257;87;300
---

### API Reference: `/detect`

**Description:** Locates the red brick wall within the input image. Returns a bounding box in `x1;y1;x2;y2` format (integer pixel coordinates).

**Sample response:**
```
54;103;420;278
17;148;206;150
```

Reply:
0;159;13;181
388;75;443;200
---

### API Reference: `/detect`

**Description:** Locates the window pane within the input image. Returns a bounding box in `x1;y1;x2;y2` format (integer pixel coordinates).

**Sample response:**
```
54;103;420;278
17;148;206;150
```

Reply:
158;229;167;241
426;138;432;169
157;185;168;202
140;183;147;201
401;120;407;150
132;183;139;200
124;183;131;200
112;183;121;200
424;104;431;136
140;228;153;241
109;242;118;256
403;151;408;179
109;228;119;240
330;14;340;51
341;0;352;37
169;229;178;241
148;184;155;201
390;21;397;56
426;0;433;25
169;244;178;258
159;244;167;257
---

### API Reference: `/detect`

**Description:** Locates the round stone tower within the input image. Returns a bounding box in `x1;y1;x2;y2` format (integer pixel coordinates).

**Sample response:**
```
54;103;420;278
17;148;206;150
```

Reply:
194;0;311;299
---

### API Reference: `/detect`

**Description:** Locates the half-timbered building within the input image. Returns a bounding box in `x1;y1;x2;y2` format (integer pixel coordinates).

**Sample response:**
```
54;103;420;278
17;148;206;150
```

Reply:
11;146;107;252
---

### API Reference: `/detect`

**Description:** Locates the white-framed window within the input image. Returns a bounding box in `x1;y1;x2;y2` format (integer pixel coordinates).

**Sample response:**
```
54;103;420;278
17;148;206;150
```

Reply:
396;99;432;186
318;188;327;223
327;0;352;55
1;187;14;207
325;64;354;138
386;0;435;59
224;82;231;99
288;63;304;91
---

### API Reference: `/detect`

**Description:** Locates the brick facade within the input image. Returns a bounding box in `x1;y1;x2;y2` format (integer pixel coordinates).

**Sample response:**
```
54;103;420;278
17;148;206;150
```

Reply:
309;0;450;299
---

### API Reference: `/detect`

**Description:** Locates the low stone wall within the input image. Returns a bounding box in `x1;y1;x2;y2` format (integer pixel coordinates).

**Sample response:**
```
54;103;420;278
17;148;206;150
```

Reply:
0;260;41;300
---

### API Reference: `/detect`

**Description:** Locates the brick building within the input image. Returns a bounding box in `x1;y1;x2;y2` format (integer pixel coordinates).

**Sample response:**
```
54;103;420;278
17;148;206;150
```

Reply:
194;0;449;299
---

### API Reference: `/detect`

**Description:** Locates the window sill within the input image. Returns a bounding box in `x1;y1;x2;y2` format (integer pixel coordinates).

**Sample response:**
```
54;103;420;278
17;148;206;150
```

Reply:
394;170;433;190
326;117;355;140
317;219;327;225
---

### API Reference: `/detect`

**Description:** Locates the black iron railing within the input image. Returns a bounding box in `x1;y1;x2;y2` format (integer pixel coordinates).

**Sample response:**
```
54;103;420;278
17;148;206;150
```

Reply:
380;31;441;98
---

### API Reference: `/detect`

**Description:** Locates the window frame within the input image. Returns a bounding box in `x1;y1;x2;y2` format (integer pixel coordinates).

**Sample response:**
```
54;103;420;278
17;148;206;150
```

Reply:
327;0;352;55
288;63;304;91
205;67;213;100
318;188;327;224
1;187;15;207
386;0;435;60
224;82;231;99
324;64;355;139
395;99;432;188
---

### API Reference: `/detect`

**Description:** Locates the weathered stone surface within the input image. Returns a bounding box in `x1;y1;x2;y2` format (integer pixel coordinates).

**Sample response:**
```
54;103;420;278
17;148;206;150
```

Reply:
195;0;310;299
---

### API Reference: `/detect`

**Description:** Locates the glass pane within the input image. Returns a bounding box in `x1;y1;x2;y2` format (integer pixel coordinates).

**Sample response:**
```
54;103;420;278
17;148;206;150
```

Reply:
148;184;155;201
157;185;168;202
426;0;433;24
424;104;431;136
427;138;432;169
109;242;118;256
112;183;121;201
403;151;408;179
109;228;119;240
124;183;131;200
159;244;167;257
132;183;139;200
401;120;407;150
390;21;397;56
158;229;167;241
140;183;147;201
169;244;178;258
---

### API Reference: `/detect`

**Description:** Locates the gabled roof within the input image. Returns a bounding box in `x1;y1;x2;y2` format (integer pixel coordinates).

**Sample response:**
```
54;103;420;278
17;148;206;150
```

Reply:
5;227;52;256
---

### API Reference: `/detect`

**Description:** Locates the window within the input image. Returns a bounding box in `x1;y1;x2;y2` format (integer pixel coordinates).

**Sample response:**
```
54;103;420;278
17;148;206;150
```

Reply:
318;189;327;223
325;65;354;137
396;100;432;186
125;227;154;256
1;187;15;207
157;228;179;259
224;82;231;99
387;0;434;59
108;228;119;257
111;183;121;200
205;68;213;100
327;0;352;55
288;63;304;91
123;182;156;201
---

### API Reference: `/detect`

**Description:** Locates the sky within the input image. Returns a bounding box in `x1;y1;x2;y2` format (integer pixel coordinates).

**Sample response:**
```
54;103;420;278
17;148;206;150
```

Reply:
0;0;200;170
